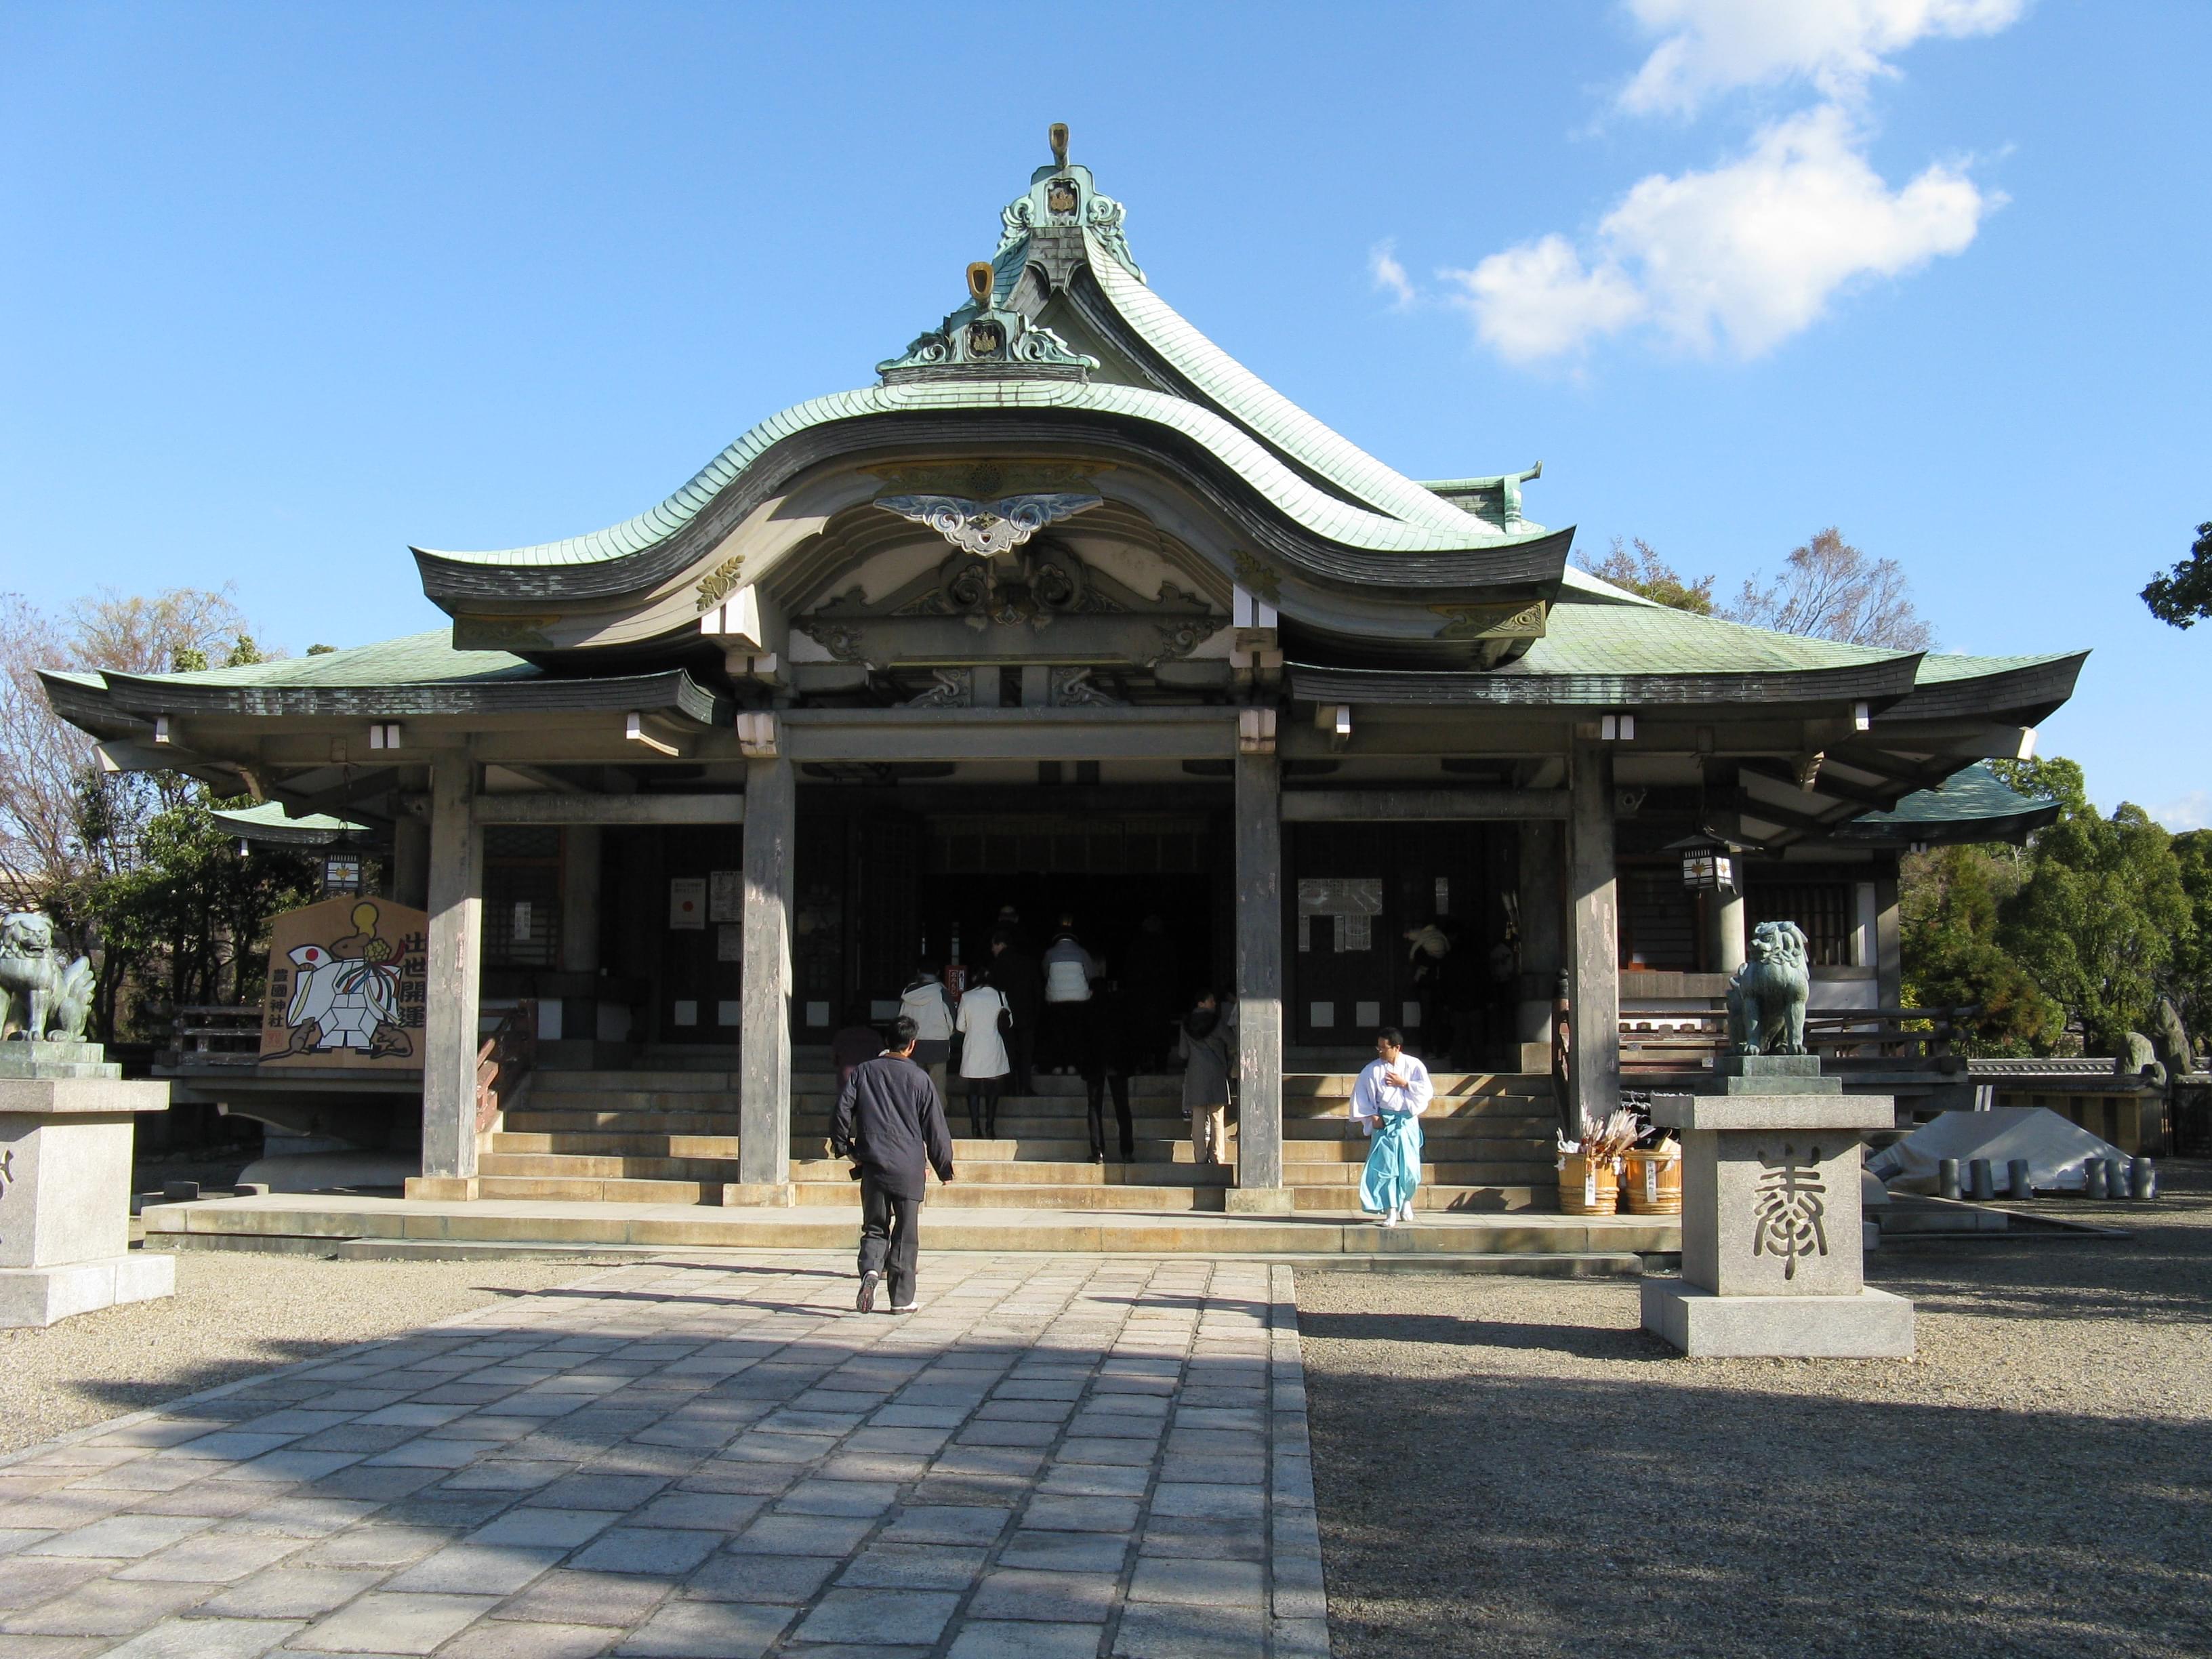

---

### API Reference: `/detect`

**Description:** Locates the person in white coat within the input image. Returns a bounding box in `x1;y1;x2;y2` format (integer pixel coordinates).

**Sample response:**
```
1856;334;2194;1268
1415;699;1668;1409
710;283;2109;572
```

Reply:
956;969;1013;1139
1040;915;1099;1075
897;959;958;1101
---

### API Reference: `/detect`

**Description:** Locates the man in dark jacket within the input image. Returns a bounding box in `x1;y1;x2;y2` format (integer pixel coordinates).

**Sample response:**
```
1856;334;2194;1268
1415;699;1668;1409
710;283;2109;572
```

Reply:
832;1015;956;1313
988;926;1041;1093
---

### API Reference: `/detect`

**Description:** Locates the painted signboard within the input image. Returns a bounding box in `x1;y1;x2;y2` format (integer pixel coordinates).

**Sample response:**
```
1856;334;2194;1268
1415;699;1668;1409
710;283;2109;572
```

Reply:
258;896;430;1067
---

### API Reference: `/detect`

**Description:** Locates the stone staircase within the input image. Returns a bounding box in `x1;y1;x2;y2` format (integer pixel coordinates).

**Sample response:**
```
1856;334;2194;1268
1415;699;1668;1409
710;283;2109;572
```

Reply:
477;1064;1561;1214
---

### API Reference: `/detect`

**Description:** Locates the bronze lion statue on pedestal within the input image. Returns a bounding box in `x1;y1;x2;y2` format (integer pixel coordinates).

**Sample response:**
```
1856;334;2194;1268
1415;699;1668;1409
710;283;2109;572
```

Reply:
1726;920;1811;1057
0;912;97;1042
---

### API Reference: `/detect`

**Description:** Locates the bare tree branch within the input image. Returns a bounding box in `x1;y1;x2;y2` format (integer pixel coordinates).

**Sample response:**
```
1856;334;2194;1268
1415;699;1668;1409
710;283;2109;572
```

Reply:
1724;527;1937;651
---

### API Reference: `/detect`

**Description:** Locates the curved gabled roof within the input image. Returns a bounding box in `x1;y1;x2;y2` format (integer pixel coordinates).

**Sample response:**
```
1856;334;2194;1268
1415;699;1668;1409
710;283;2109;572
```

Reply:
411;143;1572;611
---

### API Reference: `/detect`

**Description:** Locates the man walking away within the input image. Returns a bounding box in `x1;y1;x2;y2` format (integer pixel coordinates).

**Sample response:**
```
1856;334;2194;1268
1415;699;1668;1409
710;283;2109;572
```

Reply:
833;1015;955;1313
897;960;957;1102
1351;1027;1433;1227
1180;989;1234;1166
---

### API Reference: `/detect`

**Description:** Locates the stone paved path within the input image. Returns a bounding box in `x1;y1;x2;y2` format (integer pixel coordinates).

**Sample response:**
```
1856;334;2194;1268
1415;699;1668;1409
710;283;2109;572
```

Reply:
0;1254;1329;1658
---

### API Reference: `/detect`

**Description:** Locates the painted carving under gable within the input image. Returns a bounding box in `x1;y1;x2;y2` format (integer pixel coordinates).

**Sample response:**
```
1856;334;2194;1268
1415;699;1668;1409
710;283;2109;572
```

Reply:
874;493;1103;558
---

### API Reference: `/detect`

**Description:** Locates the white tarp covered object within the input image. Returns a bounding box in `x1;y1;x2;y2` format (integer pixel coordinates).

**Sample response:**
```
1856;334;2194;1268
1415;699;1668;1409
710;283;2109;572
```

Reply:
1868;1107;2131;1195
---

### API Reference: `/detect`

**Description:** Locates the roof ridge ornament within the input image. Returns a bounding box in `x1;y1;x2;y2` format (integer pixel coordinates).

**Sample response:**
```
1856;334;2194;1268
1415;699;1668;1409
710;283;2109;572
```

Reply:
994;121;1144;286
876;254;1100;383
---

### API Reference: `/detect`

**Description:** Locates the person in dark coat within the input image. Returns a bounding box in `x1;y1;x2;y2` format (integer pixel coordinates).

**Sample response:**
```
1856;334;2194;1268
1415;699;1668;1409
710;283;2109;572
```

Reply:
1081;982;1138;1162
1120;914;1181;1073
988;926;1041;1094
832;1015;956;1313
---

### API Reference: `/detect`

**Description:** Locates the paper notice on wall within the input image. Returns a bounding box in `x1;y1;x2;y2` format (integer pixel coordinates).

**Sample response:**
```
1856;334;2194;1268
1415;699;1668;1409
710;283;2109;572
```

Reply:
669;878;706;930
710;869;743;922
1297;877;1383;919
1334;914;1373;953
717;924;743;962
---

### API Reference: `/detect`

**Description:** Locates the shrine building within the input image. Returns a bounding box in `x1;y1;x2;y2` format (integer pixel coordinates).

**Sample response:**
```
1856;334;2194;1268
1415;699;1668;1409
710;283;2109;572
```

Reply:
43;129;2083;1221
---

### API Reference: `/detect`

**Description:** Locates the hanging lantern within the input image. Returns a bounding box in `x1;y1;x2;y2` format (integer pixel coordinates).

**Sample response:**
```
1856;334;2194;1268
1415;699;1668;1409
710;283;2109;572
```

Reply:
1678;837;1735;893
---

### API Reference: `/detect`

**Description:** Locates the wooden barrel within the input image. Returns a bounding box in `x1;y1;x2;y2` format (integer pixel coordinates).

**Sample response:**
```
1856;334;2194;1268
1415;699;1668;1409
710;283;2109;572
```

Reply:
1622;1146;1683;1214
1557;1153;1619;1216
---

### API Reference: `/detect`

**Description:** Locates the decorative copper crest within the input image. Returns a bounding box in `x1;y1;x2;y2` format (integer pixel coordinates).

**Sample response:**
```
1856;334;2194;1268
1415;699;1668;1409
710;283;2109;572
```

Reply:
695;554;745;613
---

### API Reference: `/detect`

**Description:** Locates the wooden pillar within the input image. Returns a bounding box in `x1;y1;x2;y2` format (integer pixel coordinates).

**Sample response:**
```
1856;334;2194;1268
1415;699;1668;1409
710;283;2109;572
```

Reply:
559;825;602;1046
1874;867;1902;1006
1567;743;1619;1130
736;756;796;1196
392;808;430;910
1517;820;1564;1062
1231;750;1286;1206
417;752;482;1189
1713;884;1748;975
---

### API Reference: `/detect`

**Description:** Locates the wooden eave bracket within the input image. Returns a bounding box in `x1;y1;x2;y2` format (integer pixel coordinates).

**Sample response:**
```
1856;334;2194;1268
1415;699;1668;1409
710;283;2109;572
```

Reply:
625;712;689;758
1237;706;1277;756
735;710;780;760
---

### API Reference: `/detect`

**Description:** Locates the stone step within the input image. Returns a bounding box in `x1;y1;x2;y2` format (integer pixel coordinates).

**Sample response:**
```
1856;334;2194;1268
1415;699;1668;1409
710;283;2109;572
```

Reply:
145;1192;1681;1256
490;1129;1551;1166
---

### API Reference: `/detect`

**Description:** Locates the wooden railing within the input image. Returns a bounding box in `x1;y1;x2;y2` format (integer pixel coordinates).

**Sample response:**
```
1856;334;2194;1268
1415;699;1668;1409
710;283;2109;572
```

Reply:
165;1005;264;1065
1618;1004;1977;1075
476;999;538;1133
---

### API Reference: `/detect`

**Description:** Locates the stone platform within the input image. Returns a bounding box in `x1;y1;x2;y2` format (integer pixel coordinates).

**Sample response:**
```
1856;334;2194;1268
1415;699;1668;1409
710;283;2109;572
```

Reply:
140;1191;1679;1273
1;1051;175;1327
0;1252;1331;1659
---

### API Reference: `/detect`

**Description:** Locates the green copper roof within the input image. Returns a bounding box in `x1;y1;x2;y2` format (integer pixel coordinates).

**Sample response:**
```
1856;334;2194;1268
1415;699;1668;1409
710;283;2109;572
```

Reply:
415;380;1569;572
1852;763;2055;827
412;146;1575;588
131;632;535;689
1515;592;1910;676
213;801;368;844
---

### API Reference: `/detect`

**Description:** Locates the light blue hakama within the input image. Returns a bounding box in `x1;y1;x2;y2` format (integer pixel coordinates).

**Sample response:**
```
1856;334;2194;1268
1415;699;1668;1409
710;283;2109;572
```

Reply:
1359;1111;1423;1216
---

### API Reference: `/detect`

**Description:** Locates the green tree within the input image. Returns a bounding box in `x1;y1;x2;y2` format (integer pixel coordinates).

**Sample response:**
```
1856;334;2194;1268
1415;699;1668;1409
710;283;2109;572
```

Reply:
1899;844;2063;1054
1580;536;1716;613
2167;830;2212;1043
2141;520;2212;628
68;797;316;1038
2001;802;2192;1056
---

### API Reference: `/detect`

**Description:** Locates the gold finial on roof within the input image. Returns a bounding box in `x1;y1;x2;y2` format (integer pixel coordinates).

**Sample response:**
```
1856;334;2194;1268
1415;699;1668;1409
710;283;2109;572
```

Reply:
1049;122;1069;167
966;261;994;308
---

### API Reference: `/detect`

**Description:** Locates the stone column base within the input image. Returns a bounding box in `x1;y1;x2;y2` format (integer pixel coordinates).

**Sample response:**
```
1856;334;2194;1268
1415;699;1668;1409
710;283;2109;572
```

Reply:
405;1176;480;1201
720;1182;795;1207
0;1252;176;1328
1642;1279;1914;1358
1223;1187;1296;1214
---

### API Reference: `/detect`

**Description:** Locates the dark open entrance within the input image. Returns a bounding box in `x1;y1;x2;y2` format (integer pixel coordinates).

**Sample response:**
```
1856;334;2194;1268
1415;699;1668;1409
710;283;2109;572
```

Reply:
792;794;1230;1044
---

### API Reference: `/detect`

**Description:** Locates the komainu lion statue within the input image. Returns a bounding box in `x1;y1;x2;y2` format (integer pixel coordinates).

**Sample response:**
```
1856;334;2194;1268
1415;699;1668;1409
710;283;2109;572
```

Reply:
1725;920;1811;1057
0;912;97;1043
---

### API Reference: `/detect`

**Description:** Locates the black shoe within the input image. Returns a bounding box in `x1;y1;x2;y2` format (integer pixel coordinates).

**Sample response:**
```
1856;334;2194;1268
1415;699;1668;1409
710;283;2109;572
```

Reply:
1092;1148;1105;1164
856;1271;880;1314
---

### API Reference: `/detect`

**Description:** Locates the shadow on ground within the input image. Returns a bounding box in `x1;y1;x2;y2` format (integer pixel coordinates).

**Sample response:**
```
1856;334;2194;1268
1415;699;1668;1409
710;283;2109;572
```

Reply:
1298;1158;2212;1659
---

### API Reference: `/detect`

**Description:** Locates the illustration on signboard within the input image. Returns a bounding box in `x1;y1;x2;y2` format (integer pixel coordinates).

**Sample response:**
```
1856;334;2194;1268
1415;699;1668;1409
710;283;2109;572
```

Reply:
259;895;429;1067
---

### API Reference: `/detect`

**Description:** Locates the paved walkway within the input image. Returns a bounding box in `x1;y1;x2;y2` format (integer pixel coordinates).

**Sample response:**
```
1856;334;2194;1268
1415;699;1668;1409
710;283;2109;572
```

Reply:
0;1254;1329;1659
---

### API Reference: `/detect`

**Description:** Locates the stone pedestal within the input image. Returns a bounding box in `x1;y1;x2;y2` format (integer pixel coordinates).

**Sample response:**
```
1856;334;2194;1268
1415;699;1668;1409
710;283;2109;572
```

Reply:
1641;1055;1913;1358
0;1045;176;1328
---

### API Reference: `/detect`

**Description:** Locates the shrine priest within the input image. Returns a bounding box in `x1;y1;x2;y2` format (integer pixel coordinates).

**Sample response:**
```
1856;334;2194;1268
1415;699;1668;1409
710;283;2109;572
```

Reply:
1351;1027;1433;1227
833;1015;956;1313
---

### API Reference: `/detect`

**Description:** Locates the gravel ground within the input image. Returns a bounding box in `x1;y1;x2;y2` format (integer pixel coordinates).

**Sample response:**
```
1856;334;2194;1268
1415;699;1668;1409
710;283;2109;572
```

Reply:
1299;1160;2212;1659
0;1250;586;1457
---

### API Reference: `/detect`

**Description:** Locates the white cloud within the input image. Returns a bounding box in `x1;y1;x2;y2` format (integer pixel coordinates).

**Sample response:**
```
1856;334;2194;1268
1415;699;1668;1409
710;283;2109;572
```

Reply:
1442;236;1645;364
1369;239;1415;308
2154;791;2212;832
1453;105;1995;361
1619;0;2026;116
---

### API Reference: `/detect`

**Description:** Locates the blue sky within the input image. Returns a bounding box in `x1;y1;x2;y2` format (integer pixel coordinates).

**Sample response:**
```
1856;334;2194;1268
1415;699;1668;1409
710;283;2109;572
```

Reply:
3;3;2204;819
